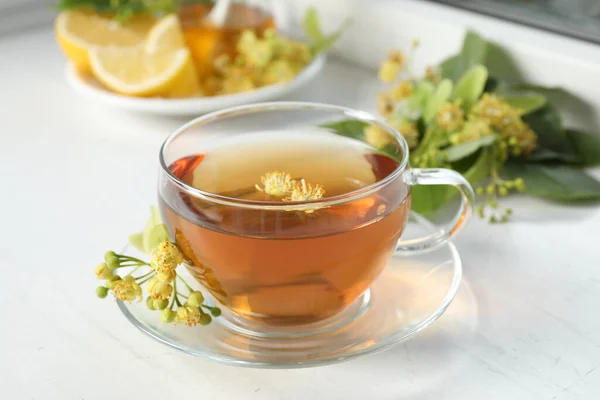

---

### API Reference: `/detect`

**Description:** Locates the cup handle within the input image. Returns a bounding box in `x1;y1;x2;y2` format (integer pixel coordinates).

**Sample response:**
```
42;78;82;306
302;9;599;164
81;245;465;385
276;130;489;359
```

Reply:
396;168;475;254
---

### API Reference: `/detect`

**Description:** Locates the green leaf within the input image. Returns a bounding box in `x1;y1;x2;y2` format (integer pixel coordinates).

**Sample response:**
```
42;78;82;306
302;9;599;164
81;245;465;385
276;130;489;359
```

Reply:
423;79;453;123
464;147;494;184
445;135;496;162
503;93;547;114
141;207;169;253
523;103;575;159
412;147;494;214
411;185;450;215
565;129;600;166
452;64;488;110
322;119;367;140
57;0;208;21
144;224;170;253
128;233;145;253
503;161;600;201
302;7;322;42
525;148;575;163
302;6;350;55
440;31;489;83
497;82;569;97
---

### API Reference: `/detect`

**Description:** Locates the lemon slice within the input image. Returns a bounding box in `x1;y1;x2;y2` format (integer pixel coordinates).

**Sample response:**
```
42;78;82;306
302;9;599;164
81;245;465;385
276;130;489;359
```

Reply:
144;14;187;53
89;15;200;98
55;10;155;73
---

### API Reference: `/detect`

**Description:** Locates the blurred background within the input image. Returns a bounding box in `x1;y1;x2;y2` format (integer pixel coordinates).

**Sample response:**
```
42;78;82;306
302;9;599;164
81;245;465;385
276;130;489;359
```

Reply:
426;0;600;44
3;0;600;42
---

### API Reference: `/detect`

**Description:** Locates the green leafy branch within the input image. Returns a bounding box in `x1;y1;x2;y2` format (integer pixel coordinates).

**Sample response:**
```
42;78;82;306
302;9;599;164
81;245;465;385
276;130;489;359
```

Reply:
302;6;351;56
58;0;212;22
323;31;600;221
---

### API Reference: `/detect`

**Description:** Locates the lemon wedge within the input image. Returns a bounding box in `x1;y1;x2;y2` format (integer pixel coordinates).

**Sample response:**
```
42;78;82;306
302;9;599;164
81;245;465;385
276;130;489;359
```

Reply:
89;15;200;98
55;10;154;73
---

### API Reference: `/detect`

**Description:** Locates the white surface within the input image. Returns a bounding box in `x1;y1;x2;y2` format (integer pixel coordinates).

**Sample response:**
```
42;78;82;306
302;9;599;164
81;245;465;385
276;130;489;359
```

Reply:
65;55;326;117
2;17;600;400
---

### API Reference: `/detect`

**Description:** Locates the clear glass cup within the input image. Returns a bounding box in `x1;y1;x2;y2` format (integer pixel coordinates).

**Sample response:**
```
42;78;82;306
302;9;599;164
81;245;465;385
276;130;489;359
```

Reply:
158;102;474;330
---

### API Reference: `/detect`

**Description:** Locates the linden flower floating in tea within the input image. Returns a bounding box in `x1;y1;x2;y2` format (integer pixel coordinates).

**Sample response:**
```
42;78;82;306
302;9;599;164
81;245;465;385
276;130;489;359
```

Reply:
255;171;296;197
256;171;325;204
286;179;326;202
94;208;221;327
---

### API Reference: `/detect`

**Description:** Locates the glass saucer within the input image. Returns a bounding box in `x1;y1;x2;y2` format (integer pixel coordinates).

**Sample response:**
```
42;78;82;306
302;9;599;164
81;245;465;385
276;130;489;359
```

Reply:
117;212;462;368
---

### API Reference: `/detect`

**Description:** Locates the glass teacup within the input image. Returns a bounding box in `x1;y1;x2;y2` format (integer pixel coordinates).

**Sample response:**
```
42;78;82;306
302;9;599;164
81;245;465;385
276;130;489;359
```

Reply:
158;102;474;329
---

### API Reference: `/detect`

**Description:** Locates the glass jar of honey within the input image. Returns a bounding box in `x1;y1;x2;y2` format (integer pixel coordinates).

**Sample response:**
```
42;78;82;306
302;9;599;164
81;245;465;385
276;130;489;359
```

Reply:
179;0;277;78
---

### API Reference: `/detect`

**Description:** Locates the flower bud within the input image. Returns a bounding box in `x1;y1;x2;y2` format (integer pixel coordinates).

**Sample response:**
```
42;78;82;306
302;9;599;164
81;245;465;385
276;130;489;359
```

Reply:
160;308;176;323
95;263;114;280
146;296;156;310
96;286;108;298
199;313;212;326
153;298;169;310
186;291;205;308
104;251;120;270
146;278;173;300
515;178;525;192
210;307;222;317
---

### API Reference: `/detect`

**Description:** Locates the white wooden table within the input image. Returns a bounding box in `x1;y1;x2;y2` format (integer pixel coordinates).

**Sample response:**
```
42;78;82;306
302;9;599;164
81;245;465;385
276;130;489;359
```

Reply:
1;19;600;400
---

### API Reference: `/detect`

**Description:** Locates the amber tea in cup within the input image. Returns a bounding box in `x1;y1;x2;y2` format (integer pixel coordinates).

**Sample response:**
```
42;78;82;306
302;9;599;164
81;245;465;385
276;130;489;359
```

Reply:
159;103;474;327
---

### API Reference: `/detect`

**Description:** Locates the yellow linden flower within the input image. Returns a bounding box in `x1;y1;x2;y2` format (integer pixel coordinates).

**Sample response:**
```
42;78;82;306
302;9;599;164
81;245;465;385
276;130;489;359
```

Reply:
255;171;295;197
390;81;413;102
471;94;537;155
365;125;394;149
286;179;325;202
94;263;113;280
176;305;202;326
262;60;299;86
425;66;441;83
514;127;537;156
389;119;419;149
157;269;176;283
151;242;183;274
471;94;514;126
146;277;173;300
284;42;312;65
111;276;142;303
237;31;273;68
436;101;465;133
220;74;256;95
377;92;395;118
450;118;492;144
378;50;405;82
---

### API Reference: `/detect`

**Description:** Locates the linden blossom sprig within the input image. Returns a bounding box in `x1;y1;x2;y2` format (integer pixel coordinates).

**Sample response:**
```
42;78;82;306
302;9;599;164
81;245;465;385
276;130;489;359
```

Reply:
94;208;221;327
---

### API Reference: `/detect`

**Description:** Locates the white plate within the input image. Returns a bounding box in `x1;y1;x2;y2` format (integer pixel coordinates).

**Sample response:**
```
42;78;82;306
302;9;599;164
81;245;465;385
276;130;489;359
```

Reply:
65;54;326;117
